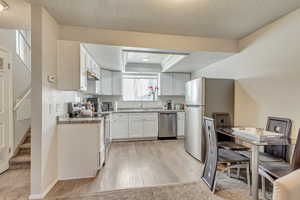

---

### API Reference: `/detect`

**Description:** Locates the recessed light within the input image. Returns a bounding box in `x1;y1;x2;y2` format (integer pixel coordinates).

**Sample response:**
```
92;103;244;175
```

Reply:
143;58;149;62
0;0;8;12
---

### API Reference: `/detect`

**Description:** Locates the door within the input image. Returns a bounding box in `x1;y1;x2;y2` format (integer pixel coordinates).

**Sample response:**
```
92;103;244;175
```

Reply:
111;114;129;139
143;113;158;138
185;78;205;106
184;106;206;162
158;113;177;138
0;50;11;173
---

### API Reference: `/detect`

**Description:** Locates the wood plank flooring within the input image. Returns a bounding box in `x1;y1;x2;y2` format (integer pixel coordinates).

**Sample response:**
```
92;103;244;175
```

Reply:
46;140;203;198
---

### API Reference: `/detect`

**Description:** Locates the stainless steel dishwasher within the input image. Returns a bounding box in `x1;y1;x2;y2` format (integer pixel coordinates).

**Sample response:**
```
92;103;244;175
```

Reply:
158;112;177;139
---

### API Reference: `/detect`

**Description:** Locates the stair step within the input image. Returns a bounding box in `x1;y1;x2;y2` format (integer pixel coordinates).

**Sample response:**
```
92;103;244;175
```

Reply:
20;143;31;149
9;154;30;169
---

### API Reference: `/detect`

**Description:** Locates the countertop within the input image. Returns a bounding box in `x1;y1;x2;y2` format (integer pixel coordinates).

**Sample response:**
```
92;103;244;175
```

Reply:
57;117;104;124
112;109;185;113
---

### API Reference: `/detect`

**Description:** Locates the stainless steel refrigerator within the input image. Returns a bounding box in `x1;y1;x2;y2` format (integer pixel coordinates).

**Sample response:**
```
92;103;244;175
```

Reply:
184;78;234;162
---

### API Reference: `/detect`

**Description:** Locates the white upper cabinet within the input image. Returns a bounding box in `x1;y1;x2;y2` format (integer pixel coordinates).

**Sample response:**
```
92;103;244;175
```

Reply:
173;73;191;96
112;71;123;96
100;69;113;95
159;73;191;96
159;73;173;96
58;40;87;91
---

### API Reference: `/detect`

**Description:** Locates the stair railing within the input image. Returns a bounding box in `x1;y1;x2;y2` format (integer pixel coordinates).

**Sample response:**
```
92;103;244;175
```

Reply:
14;88;31;111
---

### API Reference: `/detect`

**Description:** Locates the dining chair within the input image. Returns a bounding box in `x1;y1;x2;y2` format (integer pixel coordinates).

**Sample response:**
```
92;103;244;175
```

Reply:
259;128;300;199
237;117;292;162
213;112;249;151
202;117;251;193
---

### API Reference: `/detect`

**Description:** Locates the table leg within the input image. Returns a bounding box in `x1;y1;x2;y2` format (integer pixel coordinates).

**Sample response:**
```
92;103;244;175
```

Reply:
251;145;259;200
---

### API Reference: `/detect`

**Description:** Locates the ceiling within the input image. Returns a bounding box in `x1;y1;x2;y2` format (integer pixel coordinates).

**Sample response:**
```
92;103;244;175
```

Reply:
166;51;235;72
126;52;170;64
83;43;235;73
0;0;30;29
83;43;122;70
28;0;300;39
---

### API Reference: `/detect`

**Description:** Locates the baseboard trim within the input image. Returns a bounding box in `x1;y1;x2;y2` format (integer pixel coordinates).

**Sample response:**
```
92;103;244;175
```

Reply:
29;178;57;200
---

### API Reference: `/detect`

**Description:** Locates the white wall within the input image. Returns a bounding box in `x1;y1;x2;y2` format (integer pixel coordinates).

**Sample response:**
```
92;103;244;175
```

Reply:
30;6;83;198
193;8;300;139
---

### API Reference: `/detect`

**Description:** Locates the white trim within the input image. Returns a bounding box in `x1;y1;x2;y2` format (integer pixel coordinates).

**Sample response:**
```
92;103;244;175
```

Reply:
58;175;96;181
14;89;31;111
0;161;9;174
29;178;58;200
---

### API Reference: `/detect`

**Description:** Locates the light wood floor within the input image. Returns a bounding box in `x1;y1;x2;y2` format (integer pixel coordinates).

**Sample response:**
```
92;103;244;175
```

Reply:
46;140;203;198
0;140;202;199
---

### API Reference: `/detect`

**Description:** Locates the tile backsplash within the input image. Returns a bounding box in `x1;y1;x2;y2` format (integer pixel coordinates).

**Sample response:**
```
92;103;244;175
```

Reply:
100;96;185;109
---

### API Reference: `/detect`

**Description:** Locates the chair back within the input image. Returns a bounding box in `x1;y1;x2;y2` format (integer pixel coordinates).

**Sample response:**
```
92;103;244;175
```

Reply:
212;112;231;129
201;117;218;191
264;117;292;161
291;129;300;170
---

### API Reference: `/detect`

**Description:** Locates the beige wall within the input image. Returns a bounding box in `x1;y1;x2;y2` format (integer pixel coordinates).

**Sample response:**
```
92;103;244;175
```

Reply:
31;6;83;198
193;8;300;139
60;25;238;53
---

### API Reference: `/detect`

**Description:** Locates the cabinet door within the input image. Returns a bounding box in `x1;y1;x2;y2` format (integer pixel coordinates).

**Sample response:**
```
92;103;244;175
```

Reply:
79;46;88;91
143;113;158;138
111;114;129;139
101;69;113;95
57;40;82;90
129;114;144;138
112;71;122;95
173;73;190;96
177;112;185;136
159;73;173;96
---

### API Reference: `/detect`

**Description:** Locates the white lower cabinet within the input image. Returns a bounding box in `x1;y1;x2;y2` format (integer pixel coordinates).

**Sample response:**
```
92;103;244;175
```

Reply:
111;114;129;139
57;121;104;180
129;114;144;138
112;113;158;140
177;112;185;137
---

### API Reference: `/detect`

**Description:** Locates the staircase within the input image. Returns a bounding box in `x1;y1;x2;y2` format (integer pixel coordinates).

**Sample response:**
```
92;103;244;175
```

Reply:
9;130;31;169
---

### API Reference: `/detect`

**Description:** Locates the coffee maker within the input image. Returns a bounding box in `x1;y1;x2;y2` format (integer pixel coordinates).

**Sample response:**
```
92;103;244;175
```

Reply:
86;97;101;112
166;99;172;110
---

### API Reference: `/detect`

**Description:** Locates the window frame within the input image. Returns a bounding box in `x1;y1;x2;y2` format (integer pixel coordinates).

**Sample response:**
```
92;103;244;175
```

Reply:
122;73;159;102
16;30;31;70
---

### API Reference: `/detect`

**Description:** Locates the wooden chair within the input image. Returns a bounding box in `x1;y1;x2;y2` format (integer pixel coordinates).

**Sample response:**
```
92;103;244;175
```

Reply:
259;128;300;199
237;117;292;162
213;113;249;151
202;117;251;193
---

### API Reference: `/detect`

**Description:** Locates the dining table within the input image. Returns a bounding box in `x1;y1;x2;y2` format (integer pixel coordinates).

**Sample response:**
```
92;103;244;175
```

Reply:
216;127;291;200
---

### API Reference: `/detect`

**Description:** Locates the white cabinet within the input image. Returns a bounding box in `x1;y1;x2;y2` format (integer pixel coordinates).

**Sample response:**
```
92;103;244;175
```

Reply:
57;121;104;180
159;73;173;95
129;114;144;138
100;69;113;95
112;113;158;140
177;112;185;137
112;71;123;96
57;40;87;91
111;114;129;139
143;113;158;138
159;73;190;96
173;73;190;96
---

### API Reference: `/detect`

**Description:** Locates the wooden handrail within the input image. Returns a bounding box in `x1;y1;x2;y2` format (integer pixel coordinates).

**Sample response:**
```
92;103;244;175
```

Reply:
14;89;31;111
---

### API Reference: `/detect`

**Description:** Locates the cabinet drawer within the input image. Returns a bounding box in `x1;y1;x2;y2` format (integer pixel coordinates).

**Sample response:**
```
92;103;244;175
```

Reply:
143;113;158;120
113;113;129;120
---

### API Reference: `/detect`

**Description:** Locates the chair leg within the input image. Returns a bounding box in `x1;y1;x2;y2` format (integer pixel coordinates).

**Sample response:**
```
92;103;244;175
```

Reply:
262;176;266;199
227;163;231;177
246;164;251;195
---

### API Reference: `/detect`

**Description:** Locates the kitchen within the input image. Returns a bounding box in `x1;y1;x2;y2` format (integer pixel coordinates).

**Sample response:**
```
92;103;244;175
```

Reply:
52;41;234;194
